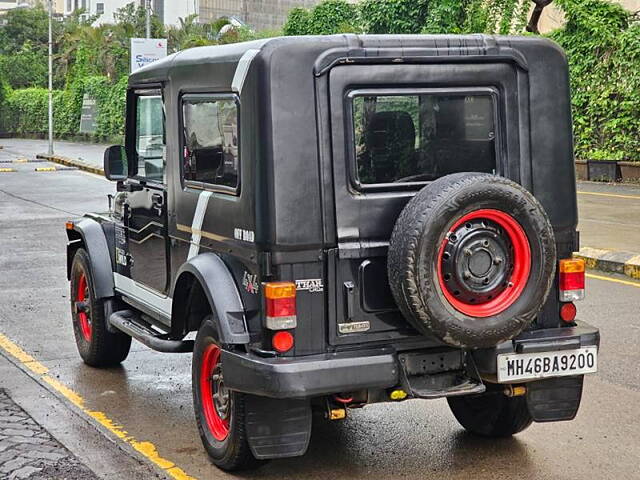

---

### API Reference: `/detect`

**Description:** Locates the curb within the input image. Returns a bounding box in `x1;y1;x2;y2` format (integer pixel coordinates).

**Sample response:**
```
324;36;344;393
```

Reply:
36;153;104;176
575;247;640;280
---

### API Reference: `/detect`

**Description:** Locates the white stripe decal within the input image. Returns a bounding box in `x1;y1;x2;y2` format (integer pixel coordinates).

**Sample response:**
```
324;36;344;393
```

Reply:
113;273;172;317
188;190;213;260
231;49;260;94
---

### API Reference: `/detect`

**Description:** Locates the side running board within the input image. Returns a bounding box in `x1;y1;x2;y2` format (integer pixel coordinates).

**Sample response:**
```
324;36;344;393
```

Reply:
109;310;194;353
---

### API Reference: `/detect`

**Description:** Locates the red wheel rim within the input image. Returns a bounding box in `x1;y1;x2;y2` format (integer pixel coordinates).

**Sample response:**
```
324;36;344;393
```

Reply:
437;209;531;317
200;344;230;441
76;273;92;341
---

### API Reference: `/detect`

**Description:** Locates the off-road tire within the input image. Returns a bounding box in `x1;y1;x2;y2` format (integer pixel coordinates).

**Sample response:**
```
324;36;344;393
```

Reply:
388;173;556;348
447;388;533;437
70;248;131;367
192;317;260;471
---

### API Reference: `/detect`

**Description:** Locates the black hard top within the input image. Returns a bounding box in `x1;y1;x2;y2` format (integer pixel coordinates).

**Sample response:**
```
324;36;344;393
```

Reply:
129;34;566;86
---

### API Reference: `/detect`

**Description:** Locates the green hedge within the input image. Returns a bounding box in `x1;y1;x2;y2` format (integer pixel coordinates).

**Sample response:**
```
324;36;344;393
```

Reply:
0;75;127;141
552;0;640;161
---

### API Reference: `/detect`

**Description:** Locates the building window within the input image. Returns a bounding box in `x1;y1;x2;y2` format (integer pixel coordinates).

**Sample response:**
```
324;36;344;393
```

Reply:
182;95;240;193
96;2;104;14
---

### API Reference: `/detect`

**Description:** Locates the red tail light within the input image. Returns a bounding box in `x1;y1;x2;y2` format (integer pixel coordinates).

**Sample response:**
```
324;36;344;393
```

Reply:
559;259;585;301
264;282;297;330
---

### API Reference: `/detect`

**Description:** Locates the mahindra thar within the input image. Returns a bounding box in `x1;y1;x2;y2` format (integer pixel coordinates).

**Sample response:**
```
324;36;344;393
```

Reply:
65;34;599;471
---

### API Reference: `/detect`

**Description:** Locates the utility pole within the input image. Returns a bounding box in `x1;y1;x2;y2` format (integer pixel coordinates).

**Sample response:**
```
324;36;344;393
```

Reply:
47;0;53;156
145;0;151;38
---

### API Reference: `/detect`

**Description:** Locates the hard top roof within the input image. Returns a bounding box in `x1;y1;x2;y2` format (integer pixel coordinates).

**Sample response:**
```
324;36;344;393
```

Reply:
128;34;559;85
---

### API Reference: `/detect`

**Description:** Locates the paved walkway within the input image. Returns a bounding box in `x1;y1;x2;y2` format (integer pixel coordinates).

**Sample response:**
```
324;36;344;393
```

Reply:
0;390;96;480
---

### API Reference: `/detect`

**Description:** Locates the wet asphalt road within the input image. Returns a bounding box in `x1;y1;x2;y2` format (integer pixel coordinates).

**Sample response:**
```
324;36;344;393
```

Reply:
0;143;639;480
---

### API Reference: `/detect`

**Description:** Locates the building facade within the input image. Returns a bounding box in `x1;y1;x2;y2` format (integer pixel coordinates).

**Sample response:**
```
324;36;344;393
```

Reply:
63;0;196;26
0;0;64;13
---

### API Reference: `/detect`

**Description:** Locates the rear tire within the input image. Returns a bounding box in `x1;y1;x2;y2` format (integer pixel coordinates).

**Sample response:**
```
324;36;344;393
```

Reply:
70;248;131;367
192;317;260;471
447;387;533;437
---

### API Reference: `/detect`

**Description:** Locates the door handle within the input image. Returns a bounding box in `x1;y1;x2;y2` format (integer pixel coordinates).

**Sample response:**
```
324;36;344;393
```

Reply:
151;193;164;215
152;193;164;207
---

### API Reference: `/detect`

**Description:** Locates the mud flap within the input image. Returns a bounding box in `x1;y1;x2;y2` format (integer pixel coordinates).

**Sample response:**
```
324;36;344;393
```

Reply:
244;396;312;459
526;375;584;422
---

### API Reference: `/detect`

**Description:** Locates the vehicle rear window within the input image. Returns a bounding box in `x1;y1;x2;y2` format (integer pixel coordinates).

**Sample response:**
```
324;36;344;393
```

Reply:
352;92;496;186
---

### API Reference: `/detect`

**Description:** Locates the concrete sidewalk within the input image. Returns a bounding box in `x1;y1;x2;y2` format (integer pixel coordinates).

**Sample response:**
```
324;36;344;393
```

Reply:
0;138;106;169
3;137;639;278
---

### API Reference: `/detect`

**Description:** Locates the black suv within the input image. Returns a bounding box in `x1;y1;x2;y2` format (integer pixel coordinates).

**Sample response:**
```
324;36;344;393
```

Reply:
66;34;600;471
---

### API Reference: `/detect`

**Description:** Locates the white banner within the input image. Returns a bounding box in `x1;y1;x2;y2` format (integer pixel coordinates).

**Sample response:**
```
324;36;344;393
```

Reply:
130;38;167;73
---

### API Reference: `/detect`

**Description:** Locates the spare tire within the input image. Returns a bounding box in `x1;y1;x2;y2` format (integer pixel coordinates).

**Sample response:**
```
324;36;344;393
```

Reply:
388;173;556;348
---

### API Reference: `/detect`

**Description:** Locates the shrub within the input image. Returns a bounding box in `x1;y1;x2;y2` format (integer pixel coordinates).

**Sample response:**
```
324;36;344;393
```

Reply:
359;0;429;34
0;75;127;141
283;7;312;35
551;0;640;161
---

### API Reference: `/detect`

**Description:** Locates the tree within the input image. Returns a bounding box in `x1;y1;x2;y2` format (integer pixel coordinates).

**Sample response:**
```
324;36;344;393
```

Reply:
0;43;48;88
166;14;216;52
0;4;52;54
112;3;165;39
360;0;429;34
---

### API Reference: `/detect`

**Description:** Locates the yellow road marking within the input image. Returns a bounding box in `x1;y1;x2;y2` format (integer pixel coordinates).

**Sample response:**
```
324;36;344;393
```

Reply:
14;157;29;163
0;332;196;480
586;272;640;288
577;190;640;200
35;167;57;172
0;168;16;173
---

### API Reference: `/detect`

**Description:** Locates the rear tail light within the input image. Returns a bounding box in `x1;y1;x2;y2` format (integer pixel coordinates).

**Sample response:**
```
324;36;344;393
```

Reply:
559;259;585;301
264;282;297;330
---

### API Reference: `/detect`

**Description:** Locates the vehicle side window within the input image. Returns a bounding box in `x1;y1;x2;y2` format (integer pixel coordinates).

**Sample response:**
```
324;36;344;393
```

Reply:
182;95;239;192
135;90;165;183
352;92;496;187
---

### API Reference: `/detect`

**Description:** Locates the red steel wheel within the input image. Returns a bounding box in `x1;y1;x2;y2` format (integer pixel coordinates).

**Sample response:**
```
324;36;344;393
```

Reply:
200;344;230;441
437;209;532;318
76;273;92;341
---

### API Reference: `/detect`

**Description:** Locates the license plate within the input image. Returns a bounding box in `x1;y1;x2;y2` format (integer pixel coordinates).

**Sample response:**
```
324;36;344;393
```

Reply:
497;346;598;383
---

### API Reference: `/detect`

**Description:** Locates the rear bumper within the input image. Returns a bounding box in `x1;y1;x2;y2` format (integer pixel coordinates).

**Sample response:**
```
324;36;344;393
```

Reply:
472;320;600;378
222;321;599;398
221;348;399;399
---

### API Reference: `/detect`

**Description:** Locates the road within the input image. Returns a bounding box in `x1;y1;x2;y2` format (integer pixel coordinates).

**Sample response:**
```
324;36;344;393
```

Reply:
0;143;639;480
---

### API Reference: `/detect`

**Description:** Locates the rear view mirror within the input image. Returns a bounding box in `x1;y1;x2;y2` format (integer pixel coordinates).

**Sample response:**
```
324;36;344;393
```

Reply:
104;145;128;181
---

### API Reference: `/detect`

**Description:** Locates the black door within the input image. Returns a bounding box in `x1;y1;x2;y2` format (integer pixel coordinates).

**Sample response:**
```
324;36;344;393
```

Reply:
124;88;168;294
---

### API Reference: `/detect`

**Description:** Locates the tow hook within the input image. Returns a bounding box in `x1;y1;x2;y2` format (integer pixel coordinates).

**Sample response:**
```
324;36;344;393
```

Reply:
504;385;527;397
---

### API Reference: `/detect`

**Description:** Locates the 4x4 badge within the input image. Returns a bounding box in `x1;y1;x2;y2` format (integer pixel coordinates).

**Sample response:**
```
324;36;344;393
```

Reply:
295;279;323;293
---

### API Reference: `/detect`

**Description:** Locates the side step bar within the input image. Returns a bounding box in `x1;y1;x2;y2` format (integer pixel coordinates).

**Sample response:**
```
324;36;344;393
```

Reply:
109;310;193;353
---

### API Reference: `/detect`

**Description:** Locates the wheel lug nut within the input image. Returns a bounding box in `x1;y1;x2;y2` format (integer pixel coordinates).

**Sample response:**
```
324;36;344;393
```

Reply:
463;271;471;279
463;248;472;256
493;257;503;265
